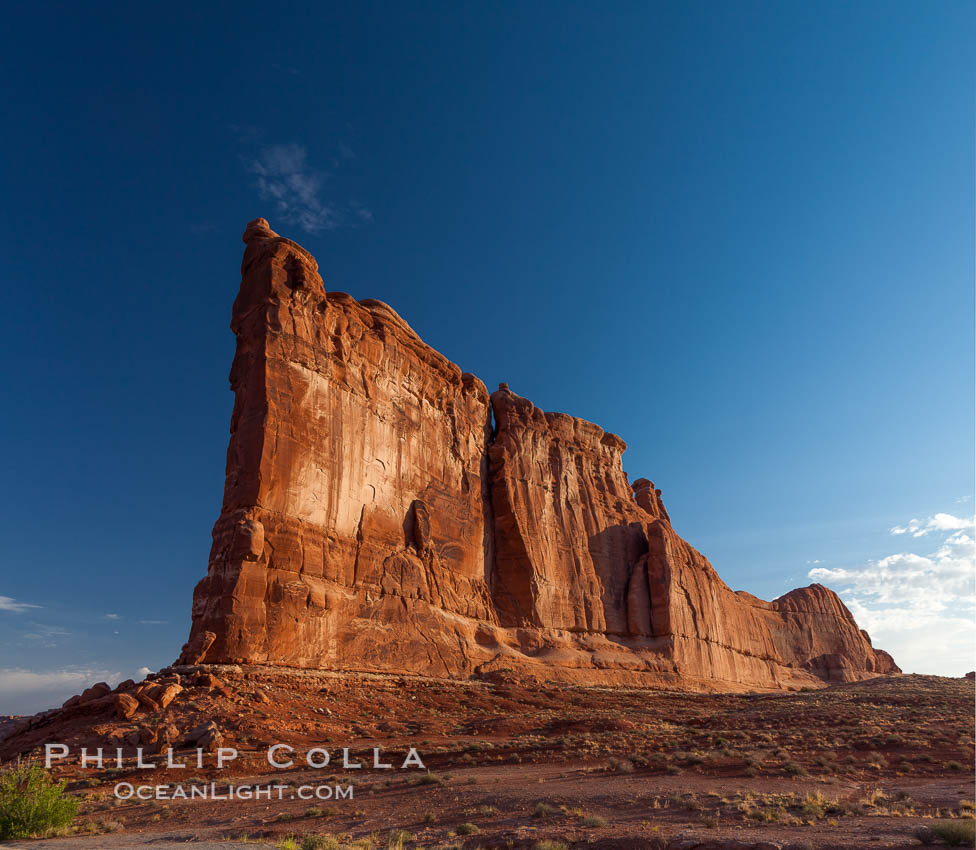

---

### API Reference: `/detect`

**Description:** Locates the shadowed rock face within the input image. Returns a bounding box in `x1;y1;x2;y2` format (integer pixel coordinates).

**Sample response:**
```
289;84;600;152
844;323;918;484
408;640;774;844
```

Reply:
178;219;899;689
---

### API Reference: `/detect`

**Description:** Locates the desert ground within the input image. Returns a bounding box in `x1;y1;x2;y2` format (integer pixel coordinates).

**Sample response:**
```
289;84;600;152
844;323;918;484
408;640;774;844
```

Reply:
1;671;973;849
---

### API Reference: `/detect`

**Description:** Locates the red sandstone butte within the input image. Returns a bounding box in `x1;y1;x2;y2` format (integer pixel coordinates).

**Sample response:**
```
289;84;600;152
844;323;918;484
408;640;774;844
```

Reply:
177;219;899;690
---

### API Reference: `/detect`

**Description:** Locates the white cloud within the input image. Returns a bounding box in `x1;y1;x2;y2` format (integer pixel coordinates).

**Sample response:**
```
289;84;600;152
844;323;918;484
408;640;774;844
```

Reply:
890;512;973;537
810;513;975;677
136;666;153;679
0;667;122;715
0;595;40;613
248;144;337;234
103;613;120;620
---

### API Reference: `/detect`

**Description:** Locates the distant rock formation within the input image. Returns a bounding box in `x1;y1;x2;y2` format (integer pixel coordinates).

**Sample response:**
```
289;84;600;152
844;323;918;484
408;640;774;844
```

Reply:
178;219;899;689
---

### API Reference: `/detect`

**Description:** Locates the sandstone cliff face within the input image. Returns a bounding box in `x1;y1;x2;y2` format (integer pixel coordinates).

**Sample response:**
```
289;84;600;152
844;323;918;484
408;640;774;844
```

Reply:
179;219;899;689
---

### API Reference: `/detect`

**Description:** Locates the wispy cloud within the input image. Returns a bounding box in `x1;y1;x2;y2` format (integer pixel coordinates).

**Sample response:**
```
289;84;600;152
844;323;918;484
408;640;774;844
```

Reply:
235;128;372;233
0;666;121;715
19;623;70;648
247;144;337;234
809;512;975;676
350;200;373;222
0;595;40;614
103;613;120;620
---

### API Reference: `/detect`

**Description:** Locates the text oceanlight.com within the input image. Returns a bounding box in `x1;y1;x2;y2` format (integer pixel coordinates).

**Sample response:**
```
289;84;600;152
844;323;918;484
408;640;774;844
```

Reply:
113;782;354;801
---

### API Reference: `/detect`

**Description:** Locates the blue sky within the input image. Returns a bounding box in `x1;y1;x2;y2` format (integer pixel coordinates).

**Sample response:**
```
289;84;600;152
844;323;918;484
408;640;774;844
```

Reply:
1;1;973;713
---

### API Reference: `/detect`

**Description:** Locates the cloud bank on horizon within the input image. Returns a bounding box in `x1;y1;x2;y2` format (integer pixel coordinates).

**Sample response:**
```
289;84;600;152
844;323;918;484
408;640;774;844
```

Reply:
809;511;975;677
0;667;123;716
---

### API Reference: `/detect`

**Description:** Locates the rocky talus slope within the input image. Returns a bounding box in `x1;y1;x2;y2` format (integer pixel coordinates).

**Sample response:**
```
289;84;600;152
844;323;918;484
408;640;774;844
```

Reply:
177;218;898;690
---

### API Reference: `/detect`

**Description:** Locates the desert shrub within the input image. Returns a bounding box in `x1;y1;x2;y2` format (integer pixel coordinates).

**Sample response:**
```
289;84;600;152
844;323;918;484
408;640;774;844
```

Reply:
277;839;300;850
387;829;412;849
455;822;479;835
799;791;829;818
581;814;607;826
915;820;976;846
300;835;341;850
415;771;445;786
945;761;963;771
533;802;557;818
783;761;809;776
0;761;78;839
866;751;888;769
861;788;888;808
534;842;568;850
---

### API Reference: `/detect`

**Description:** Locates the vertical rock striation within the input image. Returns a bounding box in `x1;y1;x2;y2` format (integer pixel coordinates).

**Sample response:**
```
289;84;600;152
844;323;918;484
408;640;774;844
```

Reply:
179;220;899;689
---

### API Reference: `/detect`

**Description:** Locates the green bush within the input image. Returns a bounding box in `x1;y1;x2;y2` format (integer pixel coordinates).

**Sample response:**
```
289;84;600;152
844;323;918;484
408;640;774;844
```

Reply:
928;820;975;847
0;761;78;839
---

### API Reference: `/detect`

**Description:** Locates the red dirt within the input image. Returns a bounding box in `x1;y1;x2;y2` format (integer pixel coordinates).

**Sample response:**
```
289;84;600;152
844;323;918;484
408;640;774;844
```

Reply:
2;671;972;849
